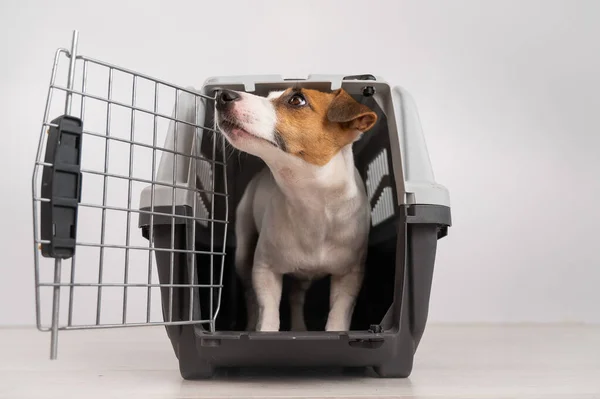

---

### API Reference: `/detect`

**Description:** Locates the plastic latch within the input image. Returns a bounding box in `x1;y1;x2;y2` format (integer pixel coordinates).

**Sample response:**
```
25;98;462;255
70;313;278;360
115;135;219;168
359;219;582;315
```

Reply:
368;324;383;334
347;325;385;348
40;115;83;259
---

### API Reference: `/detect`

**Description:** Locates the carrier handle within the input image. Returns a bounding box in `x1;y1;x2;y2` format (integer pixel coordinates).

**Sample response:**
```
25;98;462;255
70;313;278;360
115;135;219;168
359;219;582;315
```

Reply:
343;74;376;81
40;115;83;259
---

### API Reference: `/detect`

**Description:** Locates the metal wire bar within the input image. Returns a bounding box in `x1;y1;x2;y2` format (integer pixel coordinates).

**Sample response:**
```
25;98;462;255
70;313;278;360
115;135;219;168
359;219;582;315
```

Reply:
146;82;159;323
77;201;226;225
95;67;113;326
32;197;227;225
50;259;62;359
122;75;137;324
68;58;88;327
214;122;230;323
74;54;214;101
67;255;76;327
49;241;226;255
39;318;213;332
40;283;222;288
35;162;227;198
168;90;179;323
78;169;225;196
64;32;79;115
40;121;222;165
32;48;64;333
58;319;213;331
189;96;200;322
50;30;79;360
79;128;222;165
50;85;218;133
209;101;217;331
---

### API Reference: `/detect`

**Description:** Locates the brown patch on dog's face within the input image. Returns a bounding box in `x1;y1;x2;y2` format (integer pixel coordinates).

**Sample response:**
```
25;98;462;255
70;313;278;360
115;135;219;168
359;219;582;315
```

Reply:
271;88;377;166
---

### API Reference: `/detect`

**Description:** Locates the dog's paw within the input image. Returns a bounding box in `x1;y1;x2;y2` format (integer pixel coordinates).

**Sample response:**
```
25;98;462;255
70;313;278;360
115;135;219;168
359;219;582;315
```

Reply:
256;321;280;332
325;319;349;332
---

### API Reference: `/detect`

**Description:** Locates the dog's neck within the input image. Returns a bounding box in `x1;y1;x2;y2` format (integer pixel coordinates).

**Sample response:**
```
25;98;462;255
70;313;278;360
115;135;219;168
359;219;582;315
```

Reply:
264;144;360;210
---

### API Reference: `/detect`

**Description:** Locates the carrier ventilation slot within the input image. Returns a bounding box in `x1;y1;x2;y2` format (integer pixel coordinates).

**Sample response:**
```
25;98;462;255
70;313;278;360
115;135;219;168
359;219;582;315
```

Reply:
194;159;212;227
372;187;394;226
366;148;394;226
189;129;209;227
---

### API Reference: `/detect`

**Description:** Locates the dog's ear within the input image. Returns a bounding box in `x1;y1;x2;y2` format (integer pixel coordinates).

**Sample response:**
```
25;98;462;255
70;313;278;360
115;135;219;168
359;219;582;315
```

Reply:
327;89;378;133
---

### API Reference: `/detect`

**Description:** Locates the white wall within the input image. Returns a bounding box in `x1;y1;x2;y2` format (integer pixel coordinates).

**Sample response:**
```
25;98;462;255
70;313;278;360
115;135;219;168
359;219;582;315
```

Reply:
1;0;599;326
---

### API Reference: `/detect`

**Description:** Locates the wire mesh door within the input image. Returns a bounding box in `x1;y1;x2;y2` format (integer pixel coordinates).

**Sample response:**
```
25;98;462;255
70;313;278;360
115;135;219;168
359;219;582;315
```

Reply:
31;31;229;359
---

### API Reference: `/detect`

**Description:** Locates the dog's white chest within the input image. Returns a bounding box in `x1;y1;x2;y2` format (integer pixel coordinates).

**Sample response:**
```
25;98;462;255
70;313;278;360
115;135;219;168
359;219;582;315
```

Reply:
256;179;369;278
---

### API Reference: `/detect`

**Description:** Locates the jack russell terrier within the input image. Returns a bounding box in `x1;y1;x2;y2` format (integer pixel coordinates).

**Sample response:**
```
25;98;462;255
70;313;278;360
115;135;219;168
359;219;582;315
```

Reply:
215;87;377;332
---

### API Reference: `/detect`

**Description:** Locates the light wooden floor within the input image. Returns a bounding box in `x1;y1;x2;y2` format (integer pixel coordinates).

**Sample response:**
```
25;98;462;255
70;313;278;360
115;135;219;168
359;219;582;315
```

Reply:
1;325;599;398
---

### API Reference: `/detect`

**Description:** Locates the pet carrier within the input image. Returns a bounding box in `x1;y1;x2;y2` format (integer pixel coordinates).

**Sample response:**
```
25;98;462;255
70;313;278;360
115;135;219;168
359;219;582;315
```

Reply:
32;31;451;378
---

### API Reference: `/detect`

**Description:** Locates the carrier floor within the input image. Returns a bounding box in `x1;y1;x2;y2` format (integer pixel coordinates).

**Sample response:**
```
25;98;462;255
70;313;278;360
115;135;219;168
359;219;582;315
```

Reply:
2;324;599;399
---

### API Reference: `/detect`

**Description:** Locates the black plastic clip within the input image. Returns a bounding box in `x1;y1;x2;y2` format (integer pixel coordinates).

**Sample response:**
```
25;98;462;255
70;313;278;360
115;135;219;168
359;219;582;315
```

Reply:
368;324;383;334
362;86;376;97
40;115;83;259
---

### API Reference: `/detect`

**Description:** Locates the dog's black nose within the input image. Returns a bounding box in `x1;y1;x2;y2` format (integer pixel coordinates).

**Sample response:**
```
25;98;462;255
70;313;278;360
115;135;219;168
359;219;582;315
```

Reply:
217;90;240;109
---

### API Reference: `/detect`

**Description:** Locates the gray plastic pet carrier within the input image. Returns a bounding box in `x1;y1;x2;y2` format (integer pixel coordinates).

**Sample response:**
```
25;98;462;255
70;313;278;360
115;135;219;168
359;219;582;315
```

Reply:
32;31;451;378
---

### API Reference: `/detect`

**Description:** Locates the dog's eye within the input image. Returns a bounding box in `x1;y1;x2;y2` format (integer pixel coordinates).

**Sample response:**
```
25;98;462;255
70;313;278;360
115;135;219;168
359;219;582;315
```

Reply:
288;94;306;107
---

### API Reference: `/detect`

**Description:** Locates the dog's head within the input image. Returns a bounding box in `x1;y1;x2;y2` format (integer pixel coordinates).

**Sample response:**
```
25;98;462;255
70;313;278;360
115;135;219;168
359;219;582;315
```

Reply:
215;88;377;166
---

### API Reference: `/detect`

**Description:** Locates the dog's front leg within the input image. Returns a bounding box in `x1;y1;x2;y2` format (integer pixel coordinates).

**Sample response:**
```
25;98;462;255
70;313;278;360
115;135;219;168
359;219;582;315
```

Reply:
325;269;364;331
252;264;283;332
290;278;311;331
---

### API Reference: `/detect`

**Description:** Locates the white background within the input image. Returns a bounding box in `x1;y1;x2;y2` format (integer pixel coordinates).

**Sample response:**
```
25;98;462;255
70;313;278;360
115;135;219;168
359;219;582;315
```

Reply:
1;0;599;326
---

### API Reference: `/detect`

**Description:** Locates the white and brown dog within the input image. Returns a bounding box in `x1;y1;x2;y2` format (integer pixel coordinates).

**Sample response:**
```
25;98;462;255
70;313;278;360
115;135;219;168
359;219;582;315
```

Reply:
215;87;377;332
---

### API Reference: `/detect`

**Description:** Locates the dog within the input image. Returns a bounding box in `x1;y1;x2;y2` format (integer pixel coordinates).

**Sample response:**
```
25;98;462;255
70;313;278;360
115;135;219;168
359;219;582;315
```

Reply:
215;87;377;332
